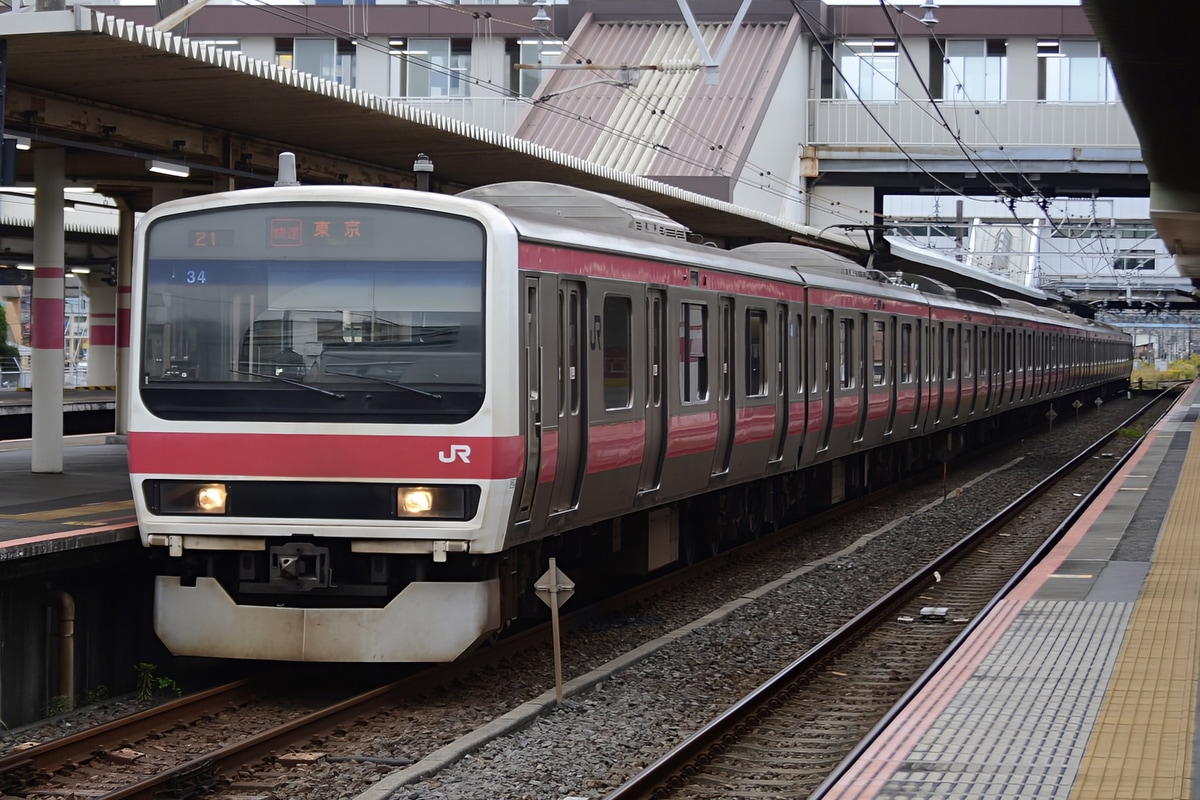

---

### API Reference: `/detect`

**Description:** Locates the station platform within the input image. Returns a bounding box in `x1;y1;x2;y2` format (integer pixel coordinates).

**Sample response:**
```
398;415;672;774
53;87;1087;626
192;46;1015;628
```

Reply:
0;434;137;560
821;380;1200;800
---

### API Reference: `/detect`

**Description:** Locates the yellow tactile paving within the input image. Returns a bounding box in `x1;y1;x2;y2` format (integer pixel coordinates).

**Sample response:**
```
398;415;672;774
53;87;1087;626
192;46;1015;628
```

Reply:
0;499;133;520
1070;416;1200;800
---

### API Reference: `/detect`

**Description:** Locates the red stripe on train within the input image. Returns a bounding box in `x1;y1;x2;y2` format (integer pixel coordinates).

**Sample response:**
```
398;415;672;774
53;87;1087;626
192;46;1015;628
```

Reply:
666;411;719;457
586;419;647;474
128;432;526;480
734;405;778;445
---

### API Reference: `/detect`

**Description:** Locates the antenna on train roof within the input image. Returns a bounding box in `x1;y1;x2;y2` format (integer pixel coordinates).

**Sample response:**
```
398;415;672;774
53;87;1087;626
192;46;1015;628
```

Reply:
276;152;300;187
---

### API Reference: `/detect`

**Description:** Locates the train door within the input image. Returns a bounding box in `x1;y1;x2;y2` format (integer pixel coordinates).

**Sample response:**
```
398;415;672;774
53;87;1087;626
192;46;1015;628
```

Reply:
770;303;789;462
515;277;544;524
713;297;735;476
638;289;668;494
549;282;587;514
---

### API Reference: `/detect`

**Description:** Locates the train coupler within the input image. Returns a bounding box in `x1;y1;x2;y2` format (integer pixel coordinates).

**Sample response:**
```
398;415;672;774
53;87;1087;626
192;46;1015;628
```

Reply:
269;541;332;591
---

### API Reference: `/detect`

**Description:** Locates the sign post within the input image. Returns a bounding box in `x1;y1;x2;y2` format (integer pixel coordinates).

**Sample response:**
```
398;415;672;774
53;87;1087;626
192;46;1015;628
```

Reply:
534;558;575;706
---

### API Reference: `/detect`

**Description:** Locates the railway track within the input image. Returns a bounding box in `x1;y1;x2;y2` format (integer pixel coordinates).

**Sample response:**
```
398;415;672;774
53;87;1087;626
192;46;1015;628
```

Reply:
604;394;1168;800
0;393;1169;800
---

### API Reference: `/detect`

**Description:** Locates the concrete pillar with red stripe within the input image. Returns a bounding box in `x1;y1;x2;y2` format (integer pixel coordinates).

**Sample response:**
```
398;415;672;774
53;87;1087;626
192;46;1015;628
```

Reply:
31;147;65;473
115;202;134;436
86;274;116;388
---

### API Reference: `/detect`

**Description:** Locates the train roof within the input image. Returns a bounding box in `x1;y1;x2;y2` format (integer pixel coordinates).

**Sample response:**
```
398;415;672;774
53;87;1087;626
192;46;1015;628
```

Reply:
457;183;1118;336
457;181;691;242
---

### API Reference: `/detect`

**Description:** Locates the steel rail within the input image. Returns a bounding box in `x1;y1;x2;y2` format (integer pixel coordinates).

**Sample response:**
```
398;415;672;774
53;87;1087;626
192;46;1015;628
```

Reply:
605;392;1169;800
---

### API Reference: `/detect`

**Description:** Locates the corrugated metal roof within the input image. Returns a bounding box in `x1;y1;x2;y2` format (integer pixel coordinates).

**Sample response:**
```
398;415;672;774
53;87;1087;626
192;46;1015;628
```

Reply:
0;7;855;253
513;16;800;181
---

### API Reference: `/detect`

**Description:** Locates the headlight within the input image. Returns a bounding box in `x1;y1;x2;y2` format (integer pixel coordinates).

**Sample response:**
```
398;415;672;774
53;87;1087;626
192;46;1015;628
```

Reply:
153;482;229;515
396;486;466;519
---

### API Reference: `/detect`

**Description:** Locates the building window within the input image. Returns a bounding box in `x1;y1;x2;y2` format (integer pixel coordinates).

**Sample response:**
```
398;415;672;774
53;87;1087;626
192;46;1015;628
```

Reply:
288;38;355;86
390;39;471;98
516;38;562;98
1038;40;1119;102
935;39;1006;102
832;39;898;102
1113;252;1156;270
193;39;242;55
275;38;293;70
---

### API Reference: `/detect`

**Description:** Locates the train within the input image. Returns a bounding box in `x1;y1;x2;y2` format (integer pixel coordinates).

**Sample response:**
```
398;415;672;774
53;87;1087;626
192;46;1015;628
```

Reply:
126;171;1132;662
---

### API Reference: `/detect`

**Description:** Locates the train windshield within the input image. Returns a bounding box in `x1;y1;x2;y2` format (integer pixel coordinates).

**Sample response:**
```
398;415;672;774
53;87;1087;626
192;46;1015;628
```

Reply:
139;202;485;423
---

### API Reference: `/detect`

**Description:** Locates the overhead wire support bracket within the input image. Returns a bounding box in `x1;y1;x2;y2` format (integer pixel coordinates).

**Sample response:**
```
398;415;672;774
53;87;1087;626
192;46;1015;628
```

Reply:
675;0;754;85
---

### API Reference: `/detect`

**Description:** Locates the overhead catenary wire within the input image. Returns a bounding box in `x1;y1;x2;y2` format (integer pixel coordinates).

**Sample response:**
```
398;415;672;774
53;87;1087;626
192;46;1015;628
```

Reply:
213;0;877;227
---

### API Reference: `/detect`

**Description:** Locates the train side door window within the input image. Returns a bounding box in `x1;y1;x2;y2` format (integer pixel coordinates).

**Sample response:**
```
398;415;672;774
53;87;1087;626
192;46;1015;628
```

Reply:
872;320;886;385
964;327;973;379
650;296;663;408
796;312;806;394
680;302;709;403
946;326;957;380
746;308;767;397
900;322;914;383
560;288;584;416
603;296;632;411
720;302;733;400
839;316;855;389
812;313;826;394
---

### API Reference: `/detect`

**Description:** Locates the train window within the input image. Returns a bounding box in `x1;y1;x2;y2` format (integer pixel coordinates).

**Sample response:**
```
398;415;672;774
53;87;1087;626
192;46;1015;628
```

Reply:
839;317;854;389
946;327;957;380
720;303;733;400
872;320;885;385
142;203;485;424
746;308;767;397
558;292;566;415
568;289;581;414
900;322;913;383
963;328;973;379
603;296;632;410
796;313;805;393
650;296;663;407
680;303;709;403
810;314;822;393
777;307;787;397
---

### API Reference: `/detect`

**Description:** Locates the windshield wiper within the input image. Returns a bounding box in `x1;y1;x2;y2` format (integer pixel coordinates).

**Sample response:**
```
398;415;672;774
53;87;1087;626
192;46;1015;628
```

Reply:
323;368;442;400
229;368;345;399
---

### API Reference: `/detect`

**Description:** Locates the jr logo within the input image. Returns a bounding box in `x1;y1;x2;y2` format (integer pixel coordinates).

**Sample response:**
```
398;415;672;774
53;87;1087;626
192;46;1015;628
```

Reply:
438;444;472;464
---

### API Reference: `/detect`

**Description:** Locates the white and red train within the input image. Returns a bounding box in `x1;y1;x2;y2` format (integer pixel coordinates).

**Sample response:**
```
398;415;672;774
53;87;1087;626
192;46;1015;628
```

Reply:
126;178;1132;662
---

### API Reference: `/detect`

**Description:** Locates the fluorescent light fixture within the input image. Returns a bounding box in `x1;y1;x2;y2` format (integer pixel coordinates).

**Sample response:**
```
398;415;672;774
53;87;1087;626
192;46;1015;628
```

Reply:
147;159;190;178
16;264;34;271
70;266;92;274
12;136;29;151
540;49;563;57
